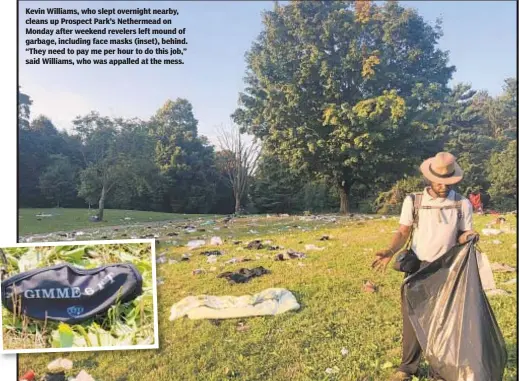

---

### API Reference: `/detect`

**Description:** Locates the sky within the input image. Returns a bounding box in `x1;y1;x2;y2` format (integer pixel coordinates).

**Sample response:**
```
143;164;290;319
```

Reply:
19;1;517;146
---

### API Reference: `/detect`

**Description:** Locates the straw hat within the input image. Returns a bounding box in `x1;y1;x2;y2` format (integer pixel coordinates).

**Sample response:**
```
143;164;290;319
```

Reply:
420;152;463;185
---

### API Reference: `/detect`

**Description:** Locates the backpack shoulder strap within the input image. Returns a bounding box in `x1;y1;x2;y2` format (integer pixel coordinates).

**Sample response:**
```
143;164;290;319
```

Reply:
454;192;463;220
409;192;422;228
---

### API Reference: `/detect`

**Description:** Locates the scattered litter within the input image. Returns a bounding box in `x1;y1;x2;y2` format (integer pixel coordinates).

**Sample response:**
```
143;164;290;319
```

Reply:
217;266;271;284
47;358;73;372
169;288;300;320
157;277;165;286
124;217;132;220
249;230;259;234
36;213;53;217
325;366;340;374
225;257;252;264
246;240;264;250
210;236;223;246
274;249;306;261
486;289;511;296
207;255;219;264
490;263;515;272
185;227;197;233
362;280;377;293
482;228;503;236
341;347;349;356
187;240;205;250
492;240;502;245
305;244;324;251
264;240;272;245
200;220;215;226
20;370;35;381
502;278;516;285
201;250;222;256
156;255;167;264
181;253;191;261
74;370;96;381
236;322;249;332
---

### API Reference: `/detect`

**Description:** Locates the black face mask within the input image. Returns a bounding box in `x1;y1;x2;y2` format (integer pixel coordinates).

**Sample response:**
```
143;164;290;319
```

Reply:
1;263;142;323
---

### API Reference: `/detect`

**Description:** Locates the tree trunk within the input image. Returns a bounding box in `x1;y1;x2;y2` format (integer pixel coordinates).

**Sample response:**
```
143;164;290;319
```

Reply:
234;196;241;215
338;182;350;215
98;185;106;221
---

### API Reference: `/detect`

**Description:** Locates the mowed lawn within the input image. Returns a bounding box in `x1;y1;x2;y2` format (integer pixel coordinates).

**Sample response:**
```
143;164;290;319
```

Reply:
18;208;213;235
17;213;517;381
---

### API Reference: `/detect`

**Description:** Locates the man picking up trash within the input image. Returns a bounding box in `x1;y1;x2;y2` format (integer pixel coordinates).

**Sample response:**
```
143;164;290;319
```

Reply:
371;152;479;381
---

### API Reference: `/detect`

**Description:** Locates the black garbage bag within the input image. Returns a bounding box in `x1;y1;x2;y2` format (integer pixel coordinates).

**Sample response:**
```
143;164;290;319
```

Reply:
403;240;507;381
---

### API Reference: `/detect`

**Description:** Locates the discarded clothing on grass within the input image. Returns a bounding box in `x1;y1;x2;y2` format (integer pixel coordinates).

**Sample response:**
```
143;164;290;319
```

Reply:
246;240;264;250
169;288;300;320
274;249;306;261
403;240;507;381
225;257;252;264
200;250;222;256
217;266;270;284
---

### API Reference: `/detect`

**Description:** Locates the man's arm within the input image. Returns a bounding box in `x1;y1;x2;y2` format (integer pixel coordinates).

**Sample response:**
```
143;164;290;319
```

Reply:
372;195;414;271
372;224;412;270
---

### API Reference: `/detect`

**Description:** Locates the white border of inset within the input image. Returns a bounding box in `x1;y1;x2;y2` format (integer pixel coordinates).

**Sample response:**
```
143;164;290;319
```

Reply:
0;238;159;354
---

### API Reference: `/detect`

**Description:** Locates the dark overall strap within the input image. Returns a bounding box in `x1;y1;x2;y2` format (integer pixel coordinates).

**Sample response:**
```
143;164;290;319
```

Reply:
404;193;422;250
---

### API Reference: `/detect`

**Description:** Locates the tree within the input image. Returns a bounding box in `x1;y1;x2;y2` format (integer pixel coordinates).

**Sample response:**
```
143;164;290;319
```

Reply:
487;139;517;210
38;154;77;207
232;1;454;213
74;113;154;220
439;84;493;195
149;99;218;213
18;87;32;130
19;116;71;207
216;124;260;214
250;153;304;213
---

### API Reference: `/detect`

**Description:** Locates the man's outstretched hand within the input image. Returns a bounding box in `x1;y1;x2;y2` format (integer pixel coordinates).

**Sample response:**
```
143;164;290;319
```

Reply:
372;249;393;272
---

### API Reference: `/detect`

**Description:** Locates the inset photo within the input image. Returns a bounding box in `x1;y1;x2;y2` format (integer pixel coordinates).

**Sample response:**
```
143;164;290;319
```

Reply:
0;239;158;354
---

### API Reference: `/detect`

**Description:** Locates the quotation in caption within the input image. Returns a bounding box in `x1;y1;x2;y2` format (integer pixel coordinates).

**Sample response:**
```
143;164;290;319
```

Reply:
24;7;187;66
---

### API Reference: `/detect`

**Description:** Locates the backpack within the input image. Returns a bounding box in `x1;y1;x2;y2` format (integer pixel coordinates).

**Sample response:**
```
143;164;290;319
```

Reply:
409;191;463;229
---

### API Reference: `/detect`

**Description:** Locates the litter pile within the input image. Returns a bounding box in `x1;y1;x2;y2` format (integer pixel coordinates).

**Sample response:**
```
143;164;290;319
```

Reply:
217;266;271;284
20;358;95;381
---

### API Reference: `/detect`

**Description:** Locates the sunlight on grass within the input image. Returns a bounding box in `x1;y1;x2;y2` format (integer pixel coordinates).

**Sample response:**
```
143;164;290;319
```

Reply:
17;213;517;381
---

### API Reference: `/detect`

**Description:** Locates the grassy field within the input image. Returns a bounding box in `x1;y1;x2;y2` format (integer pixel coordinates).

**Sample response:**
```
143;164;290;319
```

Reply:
18;208;212;236
2;243;155;351
17;210;517;381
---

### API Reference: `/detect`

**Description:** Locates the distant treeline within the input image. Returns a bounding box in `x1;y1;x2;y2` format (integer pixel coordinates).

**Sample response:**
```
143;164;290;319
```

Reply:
19;1;517;216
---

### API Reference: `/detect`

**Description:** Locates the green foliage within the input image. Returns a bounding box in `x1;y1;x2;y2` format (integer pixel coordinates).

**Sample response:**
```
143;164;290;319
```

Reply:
373;176;424;215
39;154;78;207
233;1;455;212
487;140;517;211
150;99;218;213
